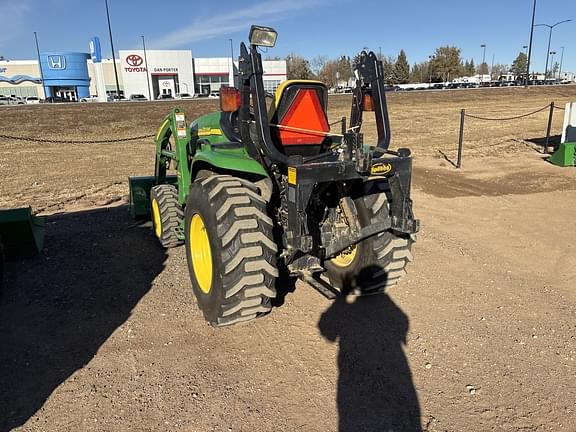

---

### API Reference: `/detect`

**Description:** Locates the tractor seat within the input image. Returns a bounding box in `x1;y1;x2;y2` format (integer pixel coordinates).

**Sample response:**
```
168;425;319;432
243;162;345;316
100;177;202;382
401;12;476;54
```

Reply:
269;80;331;157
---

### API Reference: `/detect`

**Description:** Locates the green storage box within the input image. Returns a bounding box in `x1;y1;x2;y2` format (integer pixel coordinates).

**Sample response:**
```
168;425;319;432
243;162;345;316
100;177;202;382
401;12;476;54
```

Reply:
549;142;575;167
0;207;45;258
128;175;178;219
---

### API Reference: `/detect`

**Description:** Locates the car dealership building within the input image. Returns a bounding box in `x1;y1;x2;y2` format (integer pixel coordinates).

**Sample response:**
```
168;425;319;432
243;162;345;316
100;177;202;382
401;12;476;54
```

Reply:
0;37;286;101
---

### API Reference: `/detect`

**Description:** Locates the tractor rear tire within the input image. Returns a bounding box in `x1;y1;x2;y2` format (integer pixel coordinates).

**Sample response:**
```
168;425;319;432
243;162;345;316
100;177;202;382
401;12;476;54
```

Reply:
184;175;278;326
325;184;414;296
150;184;184;248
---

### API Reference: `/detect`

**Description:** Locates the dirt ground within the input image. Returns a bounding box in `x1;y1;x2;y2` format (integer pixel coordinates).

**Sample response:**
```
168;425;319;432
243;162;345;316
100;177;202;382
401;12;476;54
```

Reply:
1;87;576;431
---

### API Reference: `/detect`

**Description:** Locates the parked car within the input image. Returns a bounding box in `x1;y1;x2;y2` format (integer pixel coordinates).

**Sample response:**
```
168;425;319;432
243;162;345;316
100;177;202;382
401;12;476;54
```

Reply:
208;91;220;99
129;94;148;101
0;96;10;105
80;96;100;102
25;96;40;104
9;96;25;104
175;92;193;100
107;94;126;102
157;94;174;100
45;96;69;103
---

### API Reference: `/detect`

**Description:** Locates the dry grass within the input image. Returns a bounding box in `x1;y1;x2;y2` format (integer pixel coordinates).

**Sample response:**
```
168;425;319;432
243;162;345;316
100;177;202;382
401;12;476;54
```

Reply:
1;85;575;211
326;85;576;158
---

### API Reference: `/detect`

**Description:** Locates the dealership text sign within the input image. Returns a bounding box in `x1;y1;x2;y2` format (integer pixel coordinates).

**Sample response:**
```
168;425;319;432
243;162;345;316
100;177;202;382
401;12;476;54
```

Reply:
153;67;178;73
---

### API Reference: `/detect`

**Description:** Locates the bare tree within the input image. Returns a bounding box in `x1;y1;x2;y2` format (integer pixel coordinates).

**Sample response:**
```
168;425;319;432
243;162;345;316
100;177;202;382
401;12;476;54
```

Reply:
311;55;328;76
286;53;313;80
491;64;509;80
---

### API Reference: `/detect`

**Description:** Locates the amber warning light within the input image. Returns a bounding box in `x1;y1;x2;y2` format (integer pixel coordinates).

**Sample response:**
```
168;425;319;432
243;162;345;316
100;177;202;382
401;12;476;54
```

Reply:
363;93;374;111
220;87;241;112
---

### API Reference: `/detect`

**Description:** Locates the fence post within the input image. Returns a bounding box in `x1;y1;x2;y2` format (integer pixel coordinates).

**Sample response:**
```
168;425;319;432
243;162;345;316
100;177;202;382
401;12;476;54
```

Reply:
544;102;554;154
457;109;465;168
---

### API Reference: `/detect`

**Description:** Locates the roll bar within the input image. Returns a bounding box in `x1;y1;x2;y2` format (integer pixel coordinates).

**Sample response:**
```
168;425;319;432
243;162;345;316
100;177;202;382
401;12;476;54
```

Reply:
350;51;392;149
238;42;289;166
236;44;394;167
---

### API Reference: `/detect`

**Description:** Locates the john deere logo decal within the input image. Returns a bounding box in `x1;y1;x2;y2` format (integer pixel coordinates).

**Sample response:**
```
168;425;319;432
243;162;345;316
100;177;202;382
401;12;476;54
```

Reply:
370;163;392;175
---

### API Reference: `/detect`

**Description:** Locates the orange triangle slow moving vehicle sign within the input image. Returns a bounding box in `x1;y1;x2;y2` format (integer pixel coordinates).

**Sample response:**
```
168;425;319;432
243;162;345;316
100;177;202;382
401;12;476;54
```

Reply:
278;89;330;145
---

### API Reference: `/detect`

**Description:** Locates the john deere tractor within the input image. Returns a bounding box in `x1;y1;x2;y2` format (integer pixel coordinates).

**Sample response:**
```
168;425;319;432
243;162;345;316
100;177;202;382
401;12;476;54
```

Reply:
129;25;419;326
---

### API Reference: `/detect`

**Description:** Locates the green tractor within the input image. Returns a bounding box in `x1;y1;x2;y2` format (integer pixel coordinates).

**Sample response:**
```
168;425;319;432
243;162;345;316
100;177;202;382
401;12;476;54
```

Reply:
129;25;419;326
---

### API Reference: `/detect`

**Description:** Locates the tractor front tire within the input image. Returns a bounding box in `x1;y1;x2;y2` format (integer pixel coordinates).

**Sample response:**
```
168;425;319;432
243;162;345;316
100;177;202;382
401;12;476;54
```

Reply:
325;185;414;296
184;175;278;326
150;184;184;248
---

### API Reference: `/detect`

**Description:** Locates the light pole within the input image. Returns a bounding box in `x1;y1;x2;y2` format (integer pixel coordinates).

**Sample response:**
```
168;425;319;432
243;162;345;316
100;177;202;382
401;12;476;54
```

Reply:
428;55;433;88
141;35;152;100
525;0;537;86
480;44;486;82
33;32;47;99
490;53;495;81
105;0;121;98
559;46;565;80
549;51;556;79
535;19;572;83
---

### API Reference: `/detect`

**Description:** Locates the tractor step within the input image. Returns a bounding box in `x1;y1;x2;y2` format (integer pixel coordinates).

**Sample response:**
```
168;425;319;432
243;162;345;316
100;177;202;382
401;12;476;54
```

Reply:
0;207;45;258
128;175;178;219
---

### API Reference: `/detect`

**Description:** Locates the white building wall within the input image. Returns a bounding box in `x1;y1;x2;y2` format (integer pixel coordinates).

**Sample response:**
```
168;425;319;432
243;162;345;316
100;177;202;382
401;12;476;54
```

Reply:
119;50;194;99
0;60;45;97
87;59;123;96
192;58;286;95
261;60;287;92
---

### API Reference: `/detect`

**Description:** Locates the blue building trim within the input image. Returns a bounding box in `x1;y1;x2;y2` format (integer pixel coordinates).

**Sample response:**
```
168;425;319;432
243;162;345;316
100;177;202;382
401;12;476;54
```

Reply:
0;75;42;84
39;52;91;99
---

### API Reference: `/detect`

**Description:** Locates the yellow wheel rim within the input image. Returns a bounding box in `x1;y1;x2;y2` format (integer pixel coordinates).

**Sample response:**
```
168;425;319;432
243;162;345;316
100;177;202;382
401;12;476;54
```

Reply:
331;245;357;268
151;198;162;238
190;214;213;294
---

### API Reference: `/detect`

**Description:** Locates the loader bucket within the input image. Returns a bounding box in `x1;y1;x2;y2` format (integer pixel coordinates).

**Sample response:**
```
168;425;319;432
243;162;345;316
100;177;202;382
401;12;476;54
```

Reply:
549;142;575;167
0;207;45;258
128;175;178;219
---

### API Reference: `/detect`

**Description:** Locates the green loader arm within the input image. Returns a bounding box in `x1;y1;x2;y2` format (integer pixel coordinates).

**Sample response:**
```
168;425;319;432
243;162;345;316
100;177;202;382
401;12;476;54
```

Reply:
154;108;192;205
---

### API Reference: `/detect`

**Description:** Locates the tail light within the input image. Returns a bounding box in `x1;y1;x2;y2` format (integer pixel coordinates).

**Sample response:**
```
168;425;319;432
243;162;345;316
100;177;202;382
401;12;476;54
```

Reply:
220;87;241;112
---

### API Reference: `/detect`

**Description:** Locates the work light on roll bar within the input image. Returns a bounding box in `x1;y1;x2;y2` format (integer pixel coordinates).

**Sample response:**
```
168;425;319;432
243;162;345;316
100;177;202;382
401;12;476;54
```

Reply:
249;25;277;47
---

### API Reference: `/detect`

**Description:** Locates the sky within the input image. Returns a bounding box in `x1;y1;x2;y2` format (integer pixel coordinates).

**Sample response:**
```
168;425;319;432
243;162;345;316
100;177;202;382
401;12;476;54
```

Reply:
1;0;575;74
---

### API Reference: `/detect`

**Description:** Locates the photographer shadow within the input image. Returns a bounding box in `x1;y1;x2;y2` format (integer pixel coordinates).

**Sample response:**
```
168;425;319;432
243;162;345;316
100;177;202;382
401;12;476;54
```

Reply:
318;266;421;432
0;206;166;431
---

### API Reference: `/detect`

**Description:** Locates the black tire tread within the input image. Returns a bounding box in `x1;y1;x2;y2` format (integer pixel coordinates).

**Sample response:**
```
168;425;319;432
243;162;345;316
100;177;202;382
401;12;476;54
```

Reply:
189;175;278;326
358;190;414;295
151;184;184;248
0;238;4;297
325;184;415;296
